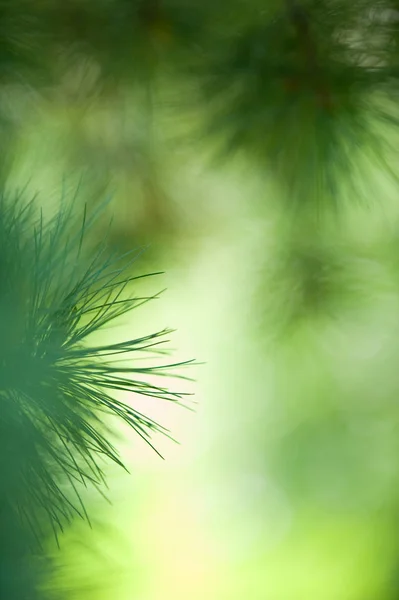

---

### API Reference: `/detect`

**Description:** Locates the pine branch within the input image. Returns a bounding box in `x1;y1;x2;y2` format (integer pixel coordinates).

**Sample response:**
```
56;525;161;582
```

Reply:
0;192;194;549
284;0;333;110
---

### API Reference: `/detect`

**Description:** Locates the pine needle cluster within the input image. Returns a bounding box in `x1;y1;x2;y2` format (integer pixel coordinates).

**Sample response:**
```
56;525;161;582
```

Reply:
0;191;192;576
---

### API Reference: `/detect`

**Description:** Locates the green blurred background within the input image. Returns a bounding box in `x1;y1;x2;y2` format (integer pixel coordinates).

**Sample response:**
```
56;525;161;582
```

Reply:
5;2;399;597
15;95;399;599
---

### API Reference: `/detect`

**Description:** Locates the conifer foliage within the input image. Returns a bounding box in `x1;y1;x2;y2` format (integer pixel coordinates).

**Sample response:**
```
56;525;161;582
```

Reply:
199;0;399;207
0;192;192;599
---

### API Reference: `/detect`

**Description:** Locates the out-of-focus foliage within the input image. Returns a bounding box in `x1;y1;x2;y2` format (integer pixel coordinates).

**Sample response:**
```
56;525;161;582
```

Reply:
4;0;399;213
